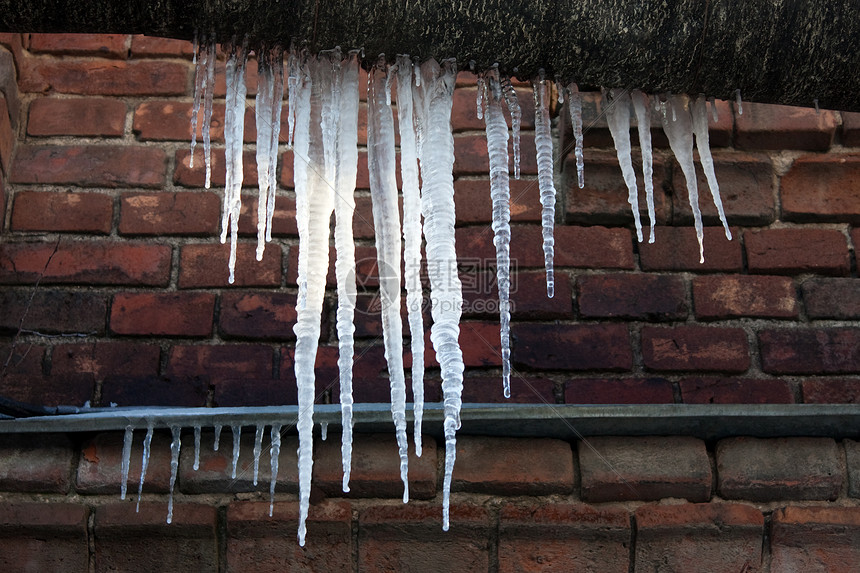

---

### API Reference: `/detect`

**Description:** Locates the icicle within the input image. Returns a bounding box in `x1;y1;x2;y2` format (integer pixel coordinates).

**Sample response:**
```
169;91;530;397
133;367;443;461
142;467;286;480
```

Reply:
293;52;313;313
320;422;328;441
255;47;284;260
692;96;732;240
190;32;204;168
566;83;585;189
661;94;705;262
287;49;299;147
396;54;425;456
708;96;719;122
369;57;410;504
556;80;564;104
484;68;513;398
231;425;241;479
202;40;216;188
213;424;222;451
120;425;133;500
252;424;264;486
166;425;181;524
632;90;656;243
735;89;743;115
533;76;556;298
604;88;643;243
193;425;201;471
501;78;521;180
269;424;281;517
476;76;485;120
136;423;153;512
414;59;464;531
814;98;820;114
220;41;249;284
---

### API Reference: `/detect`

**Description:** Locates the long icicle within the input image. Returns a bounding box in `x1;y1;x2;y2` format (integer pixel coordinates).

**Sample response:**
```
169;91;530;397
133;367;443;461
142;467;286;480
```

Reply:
631;90;656;243
255;49;275;259
533;75;556;298
265;47;284;243
269;424;282;516
692;95;732;240
604;87;643;243
166;425;181;524
484;67;513;398
501;78;522;180
220;41;248;284
136;423;153;512
189;32;204;168
202;39;216;189
120;425;133;500
567;83;585;188
395;54;425;456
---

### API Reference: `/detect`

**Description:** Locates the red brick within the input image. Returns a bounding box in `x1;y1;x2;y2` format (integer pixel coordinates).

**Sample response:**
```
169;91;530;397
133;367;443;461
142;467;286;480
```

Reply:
759;328;860;374
454;133;537;176
843;112;860;146
0;502;89;572
51;341;160;383
212;58;260;97
28;97;126;136
167;344;274;383
680;377;794;404
359;503;490;573
717;437;841;501
579;436;710;502
564;149;671;227
179;242;281;288
693;275;798;319
771;506;860;573
279;150;294;187
29;33;129;58
119;191;220;236
802;379;860;403
0;434;74;493
781;154;860;223
313;432;437;499
0;96;13;175
803;278;860;319
11;190;113;233
454;177;542;225
461;270;572;320
641;325;750;373
111;292;215;337
323;345;417;404
513;323;632;371
0;289;106;335
76;431;174;494
134;101;257;142
174;148;259;188
11;144;166;187
355;149;402;189
94;503;217;573
564;378;675;404
451;85;535;132
746;228;850;276
498;504;630;573
130;35;194;58
20;59;187;96
736;102;837;150
220;292;298;340
228;501;352;571
639;226;742;272
425;321;504;368
672;152;776;226
635;503;763;573
0;241;171;286
460;375;556;403
180;430;298;494
236;192;298;237
578;273;687;320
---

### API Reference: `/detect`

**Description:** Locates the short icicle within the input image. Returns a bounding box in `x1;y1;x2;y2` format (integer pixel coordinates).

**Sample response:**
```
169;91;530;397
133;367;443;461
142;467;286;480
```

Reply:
533;75;556;297
167;425;181;524
269;424;282;516
120;425;133;500
692;96;732;240
604;88;643;242
253;424;264;486
189;32;205;168
631;90;656;243
566;83;585;188
193;424;201;470
231;425;241;479
136;423;154;512
368;56;410;504
501;78;521;180
213;424;222;451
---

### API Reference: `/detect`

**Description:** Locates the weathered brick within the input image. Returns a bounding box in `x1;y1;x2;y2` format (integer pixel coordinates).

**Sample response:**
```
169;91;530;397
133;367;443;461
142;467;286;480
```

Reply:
359;504;490;573
564;378;675;404
94;503;218;573
130;35;194;58
28;33;128;58
167;344;273;384
453;436;574;495
639;226;742;272
693;275;798;319
845;440;860;498
802;379;860;403
717;437;842;501
672;153;776;226
759;328;860;374
227;501;352;572
219;292;298;340
642;326;750;372
454;178;541;225
0;241;171;286
802;278;860;319
119;191;220;236
111;292;215;337
578;273;687;320
454;133;537;176
174;148;259;188
460;375;556;404
0;96;13;176
771;506;860;573
579;436;711;502
236;193;297;237
27;97;126;136
0;344;94;406
746;228;850;276
20;60;187;96
178;242;281;288
314;433;437;499
781;154;860;223
180;430;298;494
0;289;107;335
634;503;763;573
680;377;794;404
736;102;837;150
0;502;89;572
513;323;632;371
134;101;257;142
498;504;631;573
11;144;166;188
11;190;113;233
279;150;295;188
0;434;75;493
51;341;160;383
77;431;173;494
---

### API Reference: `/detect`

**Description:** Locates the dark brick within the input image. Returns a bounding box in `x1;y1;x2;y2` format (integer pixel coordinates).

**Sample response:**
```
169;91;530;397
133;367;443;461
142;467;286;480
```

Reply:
0;434;74;493
119;191;220;236
802;278;860;319
642;326;750;372
771;506;860;573
425;321;504;369
802;379;860;403
746;228;850;276
513;323;632;371
462;270;573;320
0;289;107;335
27;97;126;137
846;440;860;498
101;375;208;408
77;431;174;494
454;178;542;225
167;344;274;384
781;154;860;223
0;343;93;406
693;275;798;319
578;273;687;320
111;292;215;337
11;190;113;233
460;375;556;404
680;377;794;404
0;502;89;572
51;341;160;384
219;292;298;340
735;102;837;150
564;378;675;404
759;328;860;374
179;243;282;288
639;226;742;272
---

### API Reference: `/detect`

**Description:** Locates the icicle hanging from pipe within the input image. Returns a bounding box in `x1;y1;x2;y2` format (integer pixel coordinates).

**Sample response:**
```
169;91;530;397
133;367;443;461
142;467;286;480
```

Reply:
533;74;556;298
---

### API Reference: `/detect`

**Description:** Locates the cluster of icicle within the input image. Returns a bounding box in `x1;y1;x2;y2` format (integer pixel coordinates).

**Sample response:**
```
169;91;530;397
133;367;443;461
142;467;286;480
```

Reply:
167;36;732;544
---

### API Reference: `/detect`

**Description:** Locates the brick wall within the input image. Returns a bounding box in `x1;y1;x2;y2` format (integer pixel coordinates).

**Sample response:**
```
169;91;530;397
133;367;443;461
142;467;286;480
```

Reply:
0;33;859;571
